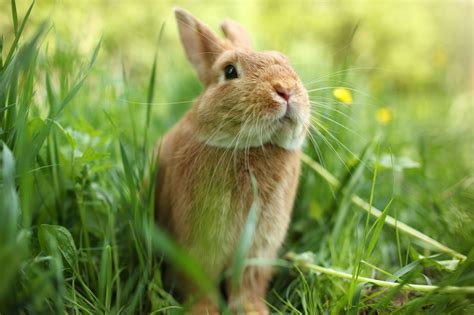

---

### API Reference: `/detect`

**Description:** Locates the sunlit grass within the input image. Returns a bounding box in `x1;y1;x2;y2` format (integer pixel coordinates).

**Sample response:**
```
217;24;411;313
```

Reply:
1;1;473;314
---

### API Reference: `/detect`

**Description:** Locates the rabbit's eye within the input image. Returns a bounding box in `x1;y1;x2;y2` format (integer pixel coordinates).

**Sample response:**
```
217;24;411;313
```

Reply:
224;64;238;80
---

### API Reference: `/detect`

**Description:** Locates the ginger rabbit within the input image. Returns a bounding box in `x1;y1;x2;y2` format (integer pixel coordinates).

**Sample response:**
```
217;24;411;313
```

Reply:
156;8;310;314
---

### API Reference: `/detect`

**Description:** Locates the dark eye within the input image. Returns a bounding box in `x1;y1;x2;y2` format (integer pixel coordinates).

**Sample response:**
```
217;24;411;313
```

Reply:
224;64;238;80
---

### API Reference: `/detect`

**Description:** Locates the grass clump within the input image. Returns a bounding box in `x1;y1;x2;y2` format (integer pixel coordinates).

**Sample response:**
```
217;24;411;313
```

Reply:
1;1;473;314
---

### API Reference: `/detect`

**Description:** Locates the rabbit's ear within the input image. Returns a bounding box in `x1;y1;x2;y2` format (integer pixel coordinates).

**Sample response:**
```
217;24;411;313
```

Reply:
175;7;224;84
221;19;252;49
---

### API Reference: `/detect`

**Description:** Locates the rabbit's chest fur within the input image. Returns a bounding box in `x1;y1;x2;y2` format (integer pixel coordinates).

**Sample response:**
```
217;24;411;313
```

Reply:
156;115;301;274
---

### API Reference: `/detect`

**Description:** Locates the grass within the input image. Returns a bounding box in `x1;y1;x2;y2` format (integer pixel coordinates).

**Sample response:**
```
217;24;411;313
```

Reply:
1;1;473;314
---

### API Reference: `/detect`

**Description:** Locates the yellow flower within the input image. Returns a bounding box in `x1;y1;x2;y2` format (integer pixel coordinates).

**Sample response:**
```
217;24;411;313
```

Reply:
333;87;353;104
376;107;393;125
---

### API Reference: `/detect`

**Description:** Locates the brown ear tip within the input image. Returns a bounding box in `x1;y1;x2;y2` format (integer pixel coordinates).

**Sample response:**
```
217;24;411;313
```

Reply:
220;18;231;27
221;18;240;31
173;7;190;21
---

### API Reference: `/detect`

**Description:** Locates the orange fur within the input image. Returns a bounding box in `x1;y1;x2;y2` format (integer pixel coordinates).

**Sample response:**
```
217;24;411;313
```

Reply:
155;8;310;314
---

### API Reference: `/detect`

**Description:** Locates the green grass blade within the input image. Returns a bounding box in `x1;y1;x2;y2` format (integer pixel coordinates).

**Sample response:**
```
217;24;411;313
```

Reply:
0;142;19;243
142;50;157;172
5;69;17;145
147;224;215;295
365;198;393;259
98;243;113;311
45;72;57;112
287;253;474;294
0;35;4;70
11;0;18;35
119;141;137;205
229;172;259;291
121;59;138;150
142;22;165;171
4;0;35;67
142;51;156;156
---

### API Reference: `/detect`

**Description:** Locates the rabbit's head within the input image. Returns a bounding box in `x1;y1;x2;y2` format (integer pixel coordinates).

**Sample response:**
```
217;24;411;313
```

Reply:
175;8;310;150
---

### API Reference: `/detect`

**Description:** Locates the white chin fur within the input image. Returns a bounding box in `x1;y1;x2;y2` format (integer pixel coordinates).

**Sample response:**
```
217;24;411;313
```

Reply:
198;121;306;151
270;121;306;150
201;136;305;150
271;134;305;150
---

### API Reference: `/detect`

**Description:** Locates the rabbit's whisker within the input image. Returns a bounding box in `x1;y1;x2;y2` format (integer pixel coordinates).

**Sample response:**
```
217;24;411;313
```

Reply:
303;66;385;86
117;98;194;106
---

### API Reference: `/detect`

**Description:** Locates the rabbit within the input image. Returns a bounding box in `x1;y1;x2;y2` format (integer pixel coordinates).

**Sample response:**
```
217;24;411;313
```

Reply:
155;7;310;315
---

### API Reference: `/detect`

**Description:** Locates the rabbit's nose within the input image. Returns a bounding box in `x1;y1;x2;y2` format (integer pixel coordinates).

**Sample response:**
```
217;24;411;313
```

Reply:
273;83;291;102
277;90;290;102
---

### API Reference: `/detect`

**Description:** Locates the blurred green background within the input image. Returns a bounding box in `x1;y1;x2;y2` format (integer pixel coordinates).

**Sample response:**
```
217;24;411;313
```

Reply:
1;0;473;313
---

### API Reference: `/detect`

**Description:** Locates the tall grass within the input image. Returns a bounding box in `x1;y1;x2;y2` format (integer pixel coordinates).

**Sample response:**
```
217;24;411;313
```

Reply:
1;1;473;314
